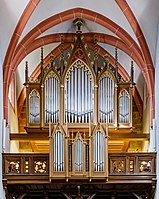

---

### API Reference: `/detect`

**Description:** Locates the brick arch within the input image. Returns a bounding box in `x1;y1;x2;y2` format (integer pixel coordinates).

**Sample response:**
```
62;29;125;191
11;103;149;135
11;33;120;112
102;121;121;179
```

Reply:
4;7;152;122
17;41;142;118
115;0;154;121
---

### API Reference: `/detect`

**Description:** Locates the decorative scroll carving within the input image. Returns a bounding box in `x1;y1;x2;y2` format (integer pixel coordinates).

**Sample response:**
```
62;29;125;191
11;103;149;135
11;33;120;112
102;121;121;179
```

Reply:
8;161;20;173
34;160;47;173
139;160;151;173
111;160;125;173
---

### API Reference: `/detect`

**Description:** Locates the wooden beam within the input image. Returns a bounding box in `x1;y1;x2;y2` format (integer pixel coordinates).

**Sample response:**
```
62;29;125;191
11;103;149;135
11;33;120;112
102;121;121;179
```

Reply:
10;133;149;141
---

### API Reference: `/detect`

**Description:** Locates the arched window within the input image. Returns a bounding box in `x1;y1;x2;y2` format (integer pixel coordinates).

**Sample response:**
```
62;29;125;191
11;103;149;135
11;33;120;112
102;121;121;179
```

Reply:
29;90;40;123
119;90;130;123
99;75;114;123
93;131;104;171
45;72;59;123
65;59;94;123
74;138;83;172
53;131;64;171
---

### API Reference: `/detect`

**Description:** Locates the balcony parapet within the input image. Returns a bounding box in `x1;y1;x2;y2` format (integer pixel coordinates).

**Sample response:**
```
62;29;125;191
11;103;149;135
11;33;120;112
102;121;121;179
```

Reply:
2;152;156;184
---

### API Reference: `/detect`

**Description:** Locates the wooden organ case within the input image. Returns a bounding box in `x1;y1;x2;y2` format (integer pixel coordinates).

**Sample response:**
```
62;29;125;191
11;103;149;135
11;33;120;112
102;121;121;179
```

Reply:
24;19;135;182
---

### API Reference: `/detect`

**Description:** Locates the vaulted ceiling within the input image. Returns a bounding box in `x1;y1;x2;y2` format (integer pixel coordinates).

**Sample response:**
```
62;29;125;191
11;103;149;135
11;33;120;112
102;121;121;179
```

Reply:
0;0;158;121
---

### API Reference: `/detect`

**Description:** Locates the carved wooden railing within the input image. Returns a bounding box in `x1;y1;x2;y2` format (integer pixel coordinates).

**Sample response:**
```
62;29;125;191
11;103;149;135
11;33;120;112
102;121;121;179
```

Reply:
2;154;49;175
2;153;156;183
109;153;156;176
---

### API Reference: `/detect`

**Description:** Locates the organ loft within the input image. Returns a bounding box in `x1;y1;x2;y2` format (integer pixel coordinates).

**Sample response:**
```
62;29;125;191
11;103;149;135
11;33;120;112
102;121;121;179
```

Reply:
3;19;156;199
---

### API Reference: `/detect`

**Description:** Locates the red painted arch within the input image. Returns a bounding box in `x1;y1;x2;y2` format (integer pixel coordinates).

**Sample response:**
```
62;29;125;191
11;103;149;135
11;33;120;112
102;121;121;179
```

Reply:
11;33;144;81
3;0;40;122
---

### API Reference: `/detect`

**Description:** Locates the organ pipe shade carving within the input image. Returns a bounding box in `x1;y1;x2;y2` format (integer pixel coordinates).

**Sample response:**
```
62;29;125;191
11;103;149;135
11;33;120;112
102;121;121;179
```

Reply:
29;90;40;123
53;131;64;171
93;131;104;171
74;138;83;172
45;73;59;123
65;59;94;123
119;90;130;123
99;76;114;123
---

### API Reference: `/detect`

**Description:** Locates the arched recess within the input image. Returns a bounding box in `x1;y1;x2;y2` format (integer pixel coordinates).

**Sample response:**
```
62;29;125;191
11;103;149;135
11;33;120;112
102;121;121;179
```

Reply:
17;41;143;119
4;8;150;123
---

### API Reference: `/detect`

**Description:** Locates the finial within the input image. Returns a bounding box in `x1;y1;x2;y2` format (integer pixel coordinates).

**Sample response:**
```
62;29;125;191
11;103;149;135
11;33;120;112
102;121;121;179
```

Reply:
50;53;55;67
115;47;118;81
115;47;118;64
73;18;84;33
130;60;134;83
60;34;65;73
25;61;28;83
104;53;109;69
41;47;43;65
41;47;44;82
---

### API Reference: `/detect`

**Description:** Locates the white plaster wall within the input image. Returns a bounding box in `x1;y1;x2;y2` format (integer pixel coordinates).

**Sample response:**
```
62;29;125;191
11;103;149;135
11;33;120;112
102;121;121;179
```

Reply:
154;24;159;199
0;48;6;198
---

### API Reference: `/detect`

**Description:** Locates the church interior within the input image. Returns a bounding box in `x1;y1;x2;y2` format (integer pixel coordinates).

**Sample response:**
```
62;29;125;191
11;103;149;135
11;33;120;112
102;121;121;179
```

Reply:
0;1;159;199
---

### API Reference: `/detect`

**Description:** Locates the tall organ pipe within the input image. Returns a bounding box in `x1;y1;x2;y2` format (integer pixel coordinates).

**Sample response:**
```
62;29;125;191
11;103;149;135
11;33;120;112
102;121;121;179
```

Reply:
45;75;59;123
99;76;114;123
53;131;64;171
65;60;94;123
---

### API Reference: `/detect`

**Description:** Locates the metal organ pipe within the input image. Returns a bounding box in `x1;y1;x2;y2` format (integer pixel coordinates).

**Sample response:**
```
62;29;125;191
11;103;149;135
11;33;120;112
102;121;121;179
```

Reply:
45;75;59;123
53;131;64;172
74;138;83;172
29;90;40;123
119;90;130;123
93;131;104;171
65;60;94;123
99;76;114;123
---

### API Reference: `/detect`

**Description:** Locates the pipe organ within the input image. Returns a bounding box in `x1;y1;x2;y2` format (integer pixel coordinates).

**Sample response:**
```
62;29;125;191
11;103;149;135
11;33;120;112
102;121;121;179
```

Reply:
24;19;135;180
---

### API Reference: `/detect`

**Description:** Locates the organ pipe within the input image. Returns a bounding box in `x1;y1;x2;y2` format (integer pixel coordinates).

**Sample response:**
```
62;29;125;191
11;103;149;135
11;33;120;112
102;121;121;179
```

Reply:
99;76;114;123
74;138;83;172
65;60;94;123
93;131;104;171
45;74;59;123
53;131;64;171
29;90;40;123
119;90;130;123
